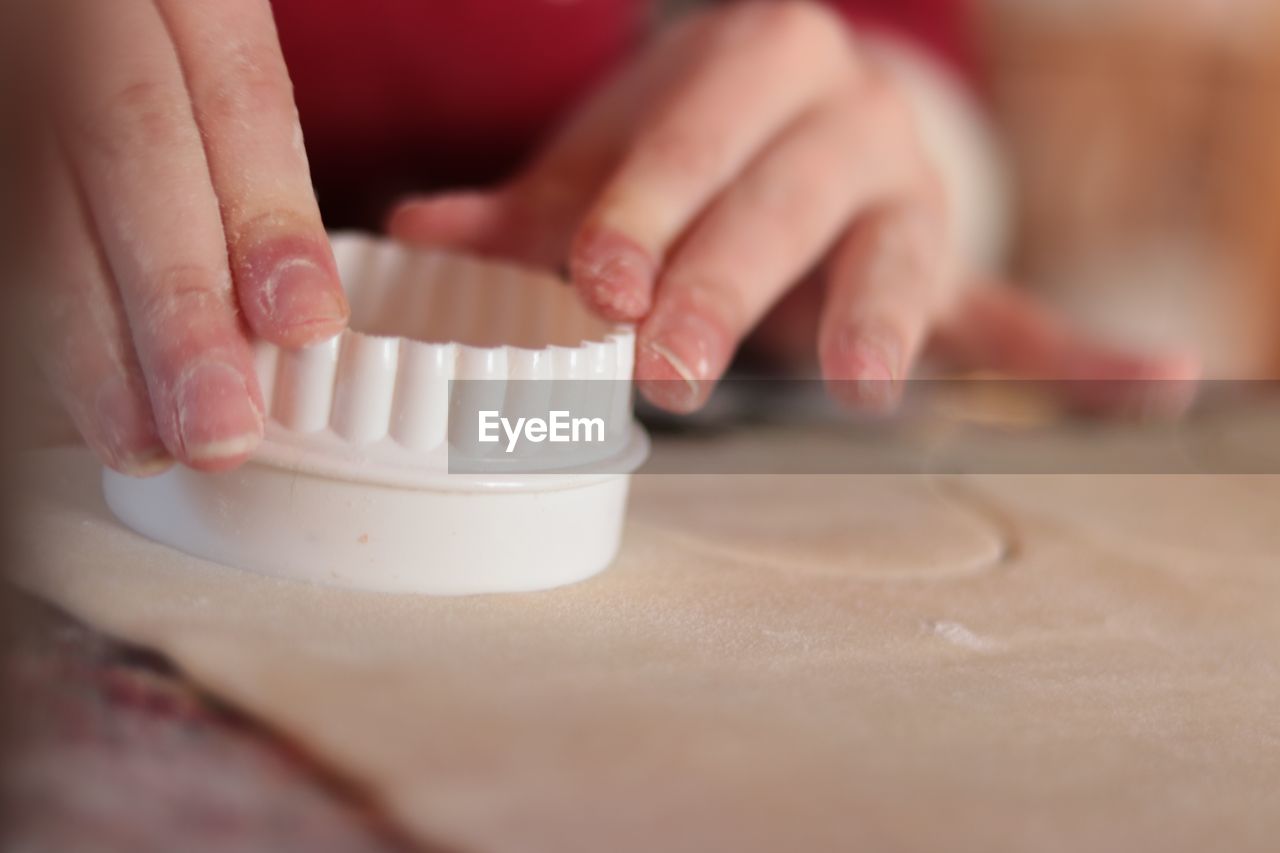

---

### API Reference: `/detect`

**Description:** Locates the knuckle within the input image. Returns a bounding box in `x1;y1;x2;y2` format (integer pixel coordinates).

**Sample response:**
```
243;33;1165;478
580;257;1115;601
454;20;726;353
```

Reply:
637;127;726;180
195;44;294;128
871;210;948;302
738;177;815;258
772;0;845;41
735;1;848;59
739;1;841;42
79;78;194;157
846;73;926;173
134;264;233;330
666;271;751;332
860;71;913;133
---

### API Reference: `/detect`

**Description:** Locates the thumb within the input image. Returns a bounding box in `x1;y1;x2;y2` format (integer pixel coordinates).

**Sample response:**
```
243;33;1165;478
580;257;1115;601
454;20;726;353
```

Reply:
929;284;1201;418
386;190;513;254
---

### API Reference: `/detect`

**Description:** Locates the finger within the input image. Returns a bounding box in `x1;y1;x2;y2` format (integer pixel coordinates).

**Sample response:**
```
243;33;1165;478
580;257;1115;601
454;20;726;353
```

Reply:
28;151;171;476
799;78;954;413
61;0;263;470
636;86;898;412
156;0;347;347
390;182;609;271
819;196;951;413
387;191;508;249
570;1;855;321
387;190;543;260
929;286;1201;417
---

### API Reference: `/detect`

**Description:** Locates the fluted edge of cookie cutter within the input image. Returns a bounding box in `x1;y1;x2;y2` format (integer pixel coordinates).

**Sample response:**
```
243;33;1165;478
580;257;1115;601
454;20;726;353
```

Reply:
102;232;649;594
252;231;646;489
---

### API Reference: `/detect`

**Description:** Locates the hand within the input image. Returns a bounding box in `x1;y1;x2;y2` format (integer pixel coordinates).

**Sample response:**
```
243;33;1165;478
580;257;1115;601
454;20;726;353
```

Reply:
391;1;1197;415
27;0;347;475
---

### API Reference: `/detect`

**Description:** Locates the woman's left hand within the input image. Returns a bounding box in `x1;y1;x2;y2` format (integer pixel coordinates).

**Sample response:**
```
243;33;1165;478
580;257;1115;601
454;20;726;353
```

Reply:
390;1;1196;415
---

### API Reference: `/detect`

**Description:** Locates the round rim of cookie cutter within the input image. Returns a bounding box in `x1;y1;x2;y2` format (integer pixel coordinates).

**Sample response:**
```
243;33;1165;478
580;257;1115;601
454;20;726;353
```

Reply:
101;232;649;594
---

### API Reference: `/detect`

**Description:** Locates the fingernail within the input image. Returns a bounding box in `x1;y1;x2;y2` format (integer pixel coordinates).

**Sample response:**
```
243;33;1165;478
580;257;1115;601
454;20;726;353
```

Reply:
824;328;903;412
94;376;172;476
264;256;348;338
114;447;174;477
636;308;732;413
851;356;900;411
238;222;349;344
175;361;263;465
571;227;656;321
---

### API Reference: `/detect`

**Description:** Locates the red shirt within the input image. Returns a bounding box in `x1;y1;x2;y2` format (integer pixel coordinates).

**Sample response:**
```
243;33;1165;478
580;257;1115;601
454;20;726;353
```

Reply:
270;0;971;226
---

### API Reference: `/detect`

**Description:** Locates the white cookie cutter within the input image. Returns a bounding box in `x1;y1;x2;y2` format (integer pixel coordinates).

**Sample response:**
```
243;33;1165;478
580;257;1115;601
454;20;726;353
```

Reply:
103;233;649;594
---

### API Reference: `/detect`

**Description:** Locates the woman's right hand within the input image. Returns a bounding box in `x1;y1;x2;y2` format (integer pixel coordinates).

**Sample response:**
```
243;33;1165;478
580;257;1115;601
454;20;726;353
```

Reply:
28;0;347;475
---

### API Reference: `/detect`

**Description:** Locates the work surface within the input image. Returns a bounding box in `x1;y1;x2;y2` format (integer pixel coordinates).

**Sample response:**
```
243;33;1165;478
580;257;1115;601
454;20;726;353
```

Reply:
8;409;1280;853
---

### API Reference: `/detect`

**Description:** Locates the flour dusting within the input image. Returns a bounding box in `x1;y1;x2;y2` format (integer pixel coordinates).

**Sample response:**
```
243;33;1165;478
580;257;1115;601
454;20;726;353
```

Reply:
926;620;998;652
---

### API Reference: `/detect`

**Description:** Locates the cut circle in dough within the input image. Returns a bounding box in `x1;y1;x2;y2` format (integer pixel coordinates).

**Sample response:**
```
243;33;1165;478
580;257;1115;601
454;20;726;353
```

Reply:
631;474;1008;581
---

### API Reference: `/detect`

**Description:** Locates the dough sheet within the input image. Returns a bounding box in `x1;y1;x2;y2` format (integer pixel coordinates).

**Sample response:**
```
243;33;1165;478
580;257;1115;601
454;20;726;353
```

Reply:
8;420;1280;853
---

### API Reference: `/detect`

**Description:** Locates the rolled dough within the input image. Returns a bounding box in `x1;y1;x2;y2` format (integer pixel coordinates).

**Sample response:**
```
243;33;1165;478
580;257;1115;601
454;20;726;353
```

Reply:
8;430;1280;853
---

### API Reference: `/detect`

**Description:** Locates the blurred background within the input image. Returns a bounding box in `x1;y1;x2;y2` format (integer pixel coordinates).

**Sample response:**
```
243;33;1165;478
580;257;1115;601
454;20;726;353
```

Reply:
981;0;1280;377
2;0;1280;848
